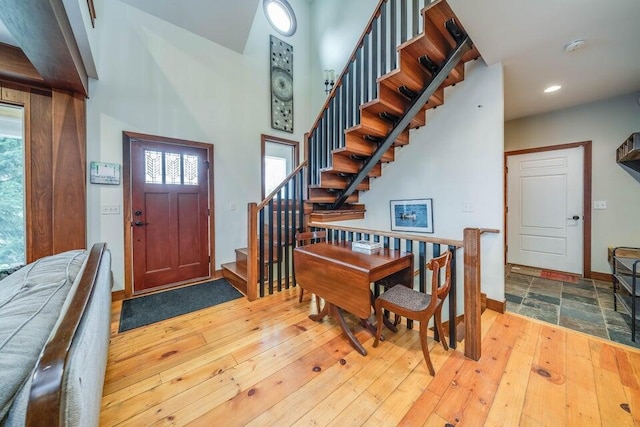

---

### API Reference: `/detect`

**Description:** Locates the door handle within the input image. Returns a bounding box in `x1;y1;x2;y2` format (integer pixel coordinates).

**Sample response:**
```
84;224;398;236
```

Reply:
566;215;581;220
133;220;149;226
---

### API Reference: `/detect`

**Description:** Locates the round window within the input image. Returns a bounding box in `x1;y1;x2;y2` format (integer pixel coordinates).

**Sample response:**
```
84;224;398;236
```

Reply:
263;0;297;36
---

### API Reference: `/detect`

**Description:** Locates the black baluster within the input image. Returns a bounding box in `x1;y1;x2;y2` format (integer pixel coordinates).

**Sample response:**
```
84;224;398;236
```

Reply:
381;1;387;74
291;174;298;289
259;208;265;298
401;0;407;43
355;49;362;122
268;199;274;294
372;17;379;99
390;0;397;69
432;243;442;342
284;183;290;289
405;239;413;329
412;0;419;37
276;194;282;292
363;32;370;102
448;245;457;349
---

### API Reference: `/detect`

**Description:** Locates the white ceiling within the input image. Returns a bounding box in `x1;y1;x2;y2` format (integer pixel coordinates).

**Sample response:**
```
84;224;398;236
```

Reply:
449;0;640;120
118;0;260;54
0;18;17;46
2;0;639;120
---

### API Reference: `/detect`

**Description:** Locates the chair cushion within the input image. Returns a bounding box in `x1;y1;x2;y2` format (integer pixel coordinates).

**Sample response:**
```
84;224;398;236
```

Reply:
378;285;432;312
0;250;87;421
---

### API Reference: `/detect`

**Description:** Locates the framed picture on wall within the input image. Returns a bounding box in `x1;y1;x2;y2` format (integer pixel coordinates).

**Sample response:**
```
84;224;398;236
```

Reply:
390;199;434;233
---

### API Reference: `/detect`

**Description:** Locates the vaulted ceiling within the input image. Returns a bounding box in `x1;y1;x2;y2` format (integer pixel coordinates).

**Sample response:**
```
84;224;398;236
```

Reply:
1;0;639;120
118;0;260;54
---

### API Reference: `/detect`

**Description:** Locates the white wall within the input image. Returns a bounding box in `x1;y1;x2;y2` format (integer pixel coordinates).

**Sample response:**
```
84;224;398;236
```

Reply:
334;60;506;304
86;0;312;290
505;92;640;274
309;0;377;114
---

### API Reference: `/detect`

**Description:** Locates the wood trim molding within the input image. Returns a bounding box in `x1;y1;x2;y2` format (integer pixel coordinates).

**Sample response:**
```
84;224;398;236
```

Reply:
111;290;126;302
486;297;506;314
260;134;300;200
504;141;593;277
122;131;215;298
0;43;45;87
0;0;88;95
590;271;612;283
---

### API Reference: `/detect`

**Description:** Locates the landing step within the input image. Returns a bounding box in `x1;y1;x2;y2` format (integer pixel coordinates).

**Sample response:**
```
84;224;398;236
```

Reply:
309;209;366;223
221;262;248;296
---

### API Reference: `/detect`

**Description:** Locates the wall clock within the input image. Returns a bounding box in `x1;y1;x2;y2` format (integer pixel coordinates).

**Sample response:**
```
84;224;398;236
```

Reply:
270;35;293;133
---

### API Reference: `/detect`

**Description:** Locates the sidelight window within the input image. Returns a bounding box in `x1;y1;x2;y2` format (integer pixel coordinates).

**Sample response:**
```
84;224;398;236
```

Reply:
0;104;25;269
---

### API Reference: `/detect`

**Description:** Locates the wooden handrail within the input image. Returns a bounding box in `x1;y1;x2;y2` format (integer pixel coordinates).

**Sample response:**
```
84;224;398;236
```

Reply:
257;160;308;211
308;222;463;248
307;0;386;133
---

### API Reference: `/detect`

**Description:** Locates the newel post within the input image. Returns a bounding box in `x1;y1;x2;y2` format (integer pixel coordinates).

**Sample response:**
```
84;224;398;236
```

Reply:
463;227;481;361
247;203;258;301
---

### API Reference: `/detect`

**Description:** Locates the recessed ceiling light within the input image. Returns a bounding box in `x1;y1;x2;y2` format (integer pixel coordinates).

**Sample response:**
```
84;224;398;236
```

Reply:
544;85;562;93
564;39;585;53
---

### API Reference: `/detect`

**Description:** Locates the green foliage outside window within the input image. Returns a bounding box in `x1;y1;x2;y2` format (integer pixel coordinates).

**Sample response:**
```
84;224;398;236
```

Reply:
0;136;25;269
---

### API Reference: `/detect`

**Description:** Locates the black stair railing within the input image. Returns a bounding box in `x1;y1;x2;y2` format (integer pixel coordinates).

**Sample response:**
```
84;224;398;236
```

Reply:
247;161;307;300
307;0;433;189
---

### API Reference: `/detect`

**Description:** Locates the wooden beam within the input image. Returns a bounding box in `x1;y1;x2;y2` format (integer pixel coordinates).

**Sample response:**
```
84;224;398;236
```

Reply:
0;43;45;87
0;0;88;95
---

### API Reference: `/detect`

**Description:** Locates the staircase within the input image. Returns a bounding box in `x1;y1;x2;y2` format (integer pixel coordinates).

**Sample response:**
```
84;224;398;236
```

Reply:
307;0;479;222
223;0;480;299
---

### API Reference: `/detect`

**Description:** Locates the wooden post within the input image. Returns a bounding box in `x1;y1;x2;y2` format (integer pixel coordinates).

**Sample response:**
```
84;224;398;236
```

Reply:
246;203;258;302
463;227;481;361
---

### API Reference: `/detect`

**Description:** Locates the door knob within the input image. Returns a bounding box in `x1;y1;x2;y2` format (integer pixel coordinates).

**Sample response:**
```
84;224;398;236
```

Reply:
133;220;148;226
566;215;580;220
134;210;143;216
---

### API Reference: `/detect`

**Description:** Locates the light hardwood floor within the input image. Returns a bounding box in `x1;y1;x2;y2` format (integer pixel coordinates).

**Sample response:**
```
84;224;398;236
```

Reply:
102;287;640;426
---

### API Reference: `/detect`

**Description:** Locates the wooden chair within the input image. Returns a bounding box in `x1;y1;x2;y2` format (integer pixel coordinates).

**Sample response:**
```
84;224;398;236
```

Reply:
373;251;452;376
294;230;326;312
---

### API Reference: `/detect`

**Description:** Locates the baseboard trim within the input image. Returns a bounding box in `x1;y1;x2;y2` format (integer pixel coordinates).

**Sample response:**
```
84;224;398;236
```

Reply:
111;290;125;301
486;297;506;314
590;271;612;282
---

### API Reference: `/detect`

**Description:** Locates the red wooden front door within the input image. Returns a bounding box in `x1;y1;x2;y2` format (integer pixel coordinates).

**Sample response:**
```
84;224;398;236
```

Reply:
131;140;210;292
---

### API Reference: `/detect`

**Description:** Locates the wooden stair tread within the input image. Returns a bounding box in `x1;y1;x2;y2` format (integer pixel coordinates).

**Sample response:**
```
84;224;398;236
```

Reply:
320;156;382;177
309;209;366;222
344;123;409;145
308;187;359;204
221;262;248;296
333;145;394;163
360;98;426;129
310;174;370;191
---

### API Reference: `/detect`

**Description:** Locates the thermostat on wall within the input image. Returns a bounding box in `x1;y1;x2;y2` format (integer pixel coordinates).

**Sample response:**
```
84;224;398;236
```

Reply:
90;161;121;185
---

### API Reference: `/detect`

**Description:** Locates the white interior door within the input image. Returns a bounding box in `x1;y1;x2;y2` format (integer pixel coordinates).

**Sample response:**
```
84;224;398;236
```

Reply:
507;147;583;274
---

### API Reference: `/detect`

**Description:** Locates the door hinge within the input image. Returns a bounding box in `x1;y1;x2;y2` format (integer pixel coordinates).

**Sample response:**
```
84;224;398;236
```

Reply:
505;166;508;173
208;208;210;216
204;160;210;169
505;206;508;213
505;245;508;252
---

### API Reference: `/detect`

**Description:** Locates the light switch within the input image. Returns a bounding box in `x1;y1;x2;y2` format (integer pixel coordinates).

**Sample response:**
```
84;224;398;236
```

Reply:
462;201;475;212
101;205;120;215
593;200;607;210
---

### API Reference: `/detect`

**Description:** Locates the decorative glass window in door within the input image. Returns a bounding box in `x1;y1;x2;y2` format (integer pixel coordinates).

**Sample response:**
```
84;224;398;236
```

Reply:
144;150;199;186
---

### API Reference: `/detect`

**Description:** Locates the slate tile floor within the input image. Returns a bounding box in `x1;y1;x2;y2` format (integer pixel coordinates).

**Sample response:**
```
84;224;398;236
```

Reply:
505;267;640;349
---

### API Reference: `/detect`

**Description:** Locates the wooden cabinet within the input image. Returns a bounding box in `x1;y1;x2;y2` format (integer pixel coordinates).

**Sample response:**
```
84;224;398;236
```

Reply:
612;247;640;342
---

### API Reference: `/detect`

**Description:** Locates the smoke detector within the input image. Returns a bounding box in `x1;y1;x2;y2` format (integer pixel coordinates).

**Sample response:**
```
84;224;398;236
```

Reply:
564;39;585;53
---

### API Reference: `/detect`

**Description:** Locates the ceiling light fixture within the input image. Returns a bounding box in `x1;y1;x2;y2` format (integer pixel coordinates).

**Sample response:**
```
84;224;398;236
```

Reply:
564;39;585;53
544;85;562;93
